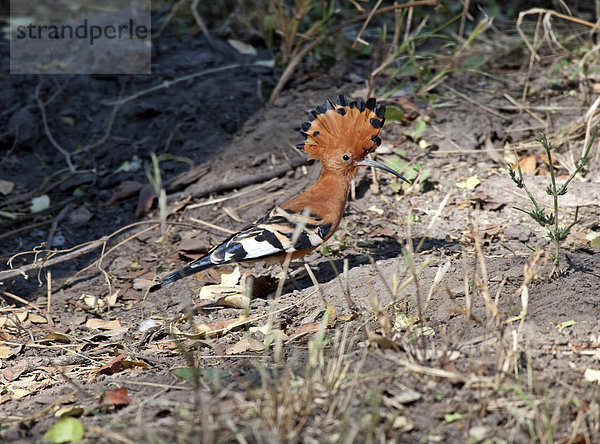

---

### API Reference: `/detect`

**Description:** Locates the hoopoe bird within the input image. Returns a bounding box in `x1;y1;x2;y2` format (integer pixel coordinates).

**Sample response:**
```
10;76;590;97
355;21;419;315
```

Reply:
151;95;408;290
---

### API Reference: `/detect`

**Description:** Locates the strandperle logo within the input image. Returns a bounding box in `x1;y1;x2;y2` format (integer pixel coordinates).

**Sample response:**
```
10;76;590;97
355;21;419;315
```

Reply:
10;0;150;74
14;18;148;46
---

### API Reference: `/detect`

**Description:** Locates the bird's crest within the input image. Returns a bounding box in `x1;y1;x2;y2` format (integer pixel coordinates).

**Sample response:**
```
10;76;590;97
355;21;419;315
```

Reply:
296;95;385;160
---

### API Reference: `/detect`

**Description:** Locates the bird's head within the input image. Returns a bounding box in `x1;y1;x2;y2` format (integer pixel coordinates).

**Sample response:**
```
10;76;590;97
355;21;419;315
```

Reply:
296;95;409;183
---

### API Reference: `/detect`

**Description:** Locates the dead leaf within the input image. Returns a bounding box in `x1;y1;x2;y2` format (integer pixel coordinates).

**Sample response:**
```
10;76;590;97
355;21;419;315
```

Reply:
135;184;156;218
82;294;101;308
105;181;144;207
199;284;241;300
249;324;271;335
383;388;422;408
419;139;431;149
121;288;143;301
393;415;415;432
0;310;29;328
61;116;75;126
394;96;420;120
226;336;265;354
0;179;15;195
2;360;27;381
40;332;72;343
132;277;154;290
293;323;321;336
220;267;241;286
86;318;122;330
0;345;14;359
29;313;48;324
518;154;536;175
102;387;132;406
199;267;248;308
227;39;257;56
263;329;289;348
30;195;50;213
106;290;119;306
178;236;210;253
8;388;30;399
120;360;149;370
96;351;126;375
215;294;250;309
195;315;248;338
367;332;398;350
55;406;84;418
325;303;337;323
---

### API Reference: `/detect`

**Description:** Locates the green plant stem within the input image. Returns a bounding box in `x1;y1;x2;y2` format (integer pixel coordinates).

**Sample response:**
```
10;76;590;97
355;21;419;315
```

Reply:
514;157;544;215
543;142;560;265
557;124;598;194
508;125;598;277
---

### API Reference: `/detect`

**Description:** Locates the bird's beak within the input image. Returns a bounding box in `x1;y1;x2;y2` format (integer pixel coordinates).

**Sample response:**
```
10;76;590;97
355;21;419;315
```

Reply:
356;158;410;184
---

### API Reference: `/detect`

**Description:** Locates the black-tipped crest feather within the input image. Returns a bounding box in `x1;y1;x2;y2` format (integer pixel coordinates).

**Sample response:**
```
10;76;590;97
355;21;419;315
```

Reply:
298;94;386;160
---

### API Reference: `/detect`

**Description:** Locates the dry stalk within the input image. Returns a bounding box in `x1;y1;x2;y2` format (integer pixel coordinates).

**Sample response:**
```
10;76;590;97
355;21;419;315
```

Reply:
34;81;75;173
189;217;235;235
2;238;106;282
46;270;52;316
0;290;47;315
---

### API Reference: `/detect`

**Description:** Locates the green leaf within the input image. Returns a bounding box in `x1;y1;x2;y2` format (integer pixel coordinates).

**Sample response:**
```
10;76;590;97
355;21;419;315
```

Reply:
43;417;84;443
385;156;407;173
72;185;87;196
114;161;131;173
170;367;198;379
389;181;403;193
404;168;419;181
556;319;577;332
320;244;332;256
405;120;426;141
170;367;230;379
444;412;465;423
157;153;194;166
384;105;405;123
455;175;480;190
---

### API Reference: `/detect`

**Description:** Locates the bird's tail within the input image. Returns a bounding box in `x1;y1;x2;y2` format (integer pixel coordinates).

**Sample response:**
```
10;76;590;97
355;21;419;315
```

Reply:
150;254;214;291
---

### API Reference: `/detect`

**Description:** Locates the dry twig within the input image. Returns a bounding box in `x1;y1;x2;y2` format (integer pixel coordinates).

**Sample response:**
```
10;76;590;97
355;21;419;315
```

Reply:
35;81;75;173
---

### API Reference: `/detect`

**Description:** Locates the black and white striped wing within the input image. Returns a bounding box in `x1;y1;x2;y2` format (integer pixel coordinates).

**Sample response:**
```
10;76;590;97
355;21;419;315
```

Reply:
208;207;333;264
156;207;334;287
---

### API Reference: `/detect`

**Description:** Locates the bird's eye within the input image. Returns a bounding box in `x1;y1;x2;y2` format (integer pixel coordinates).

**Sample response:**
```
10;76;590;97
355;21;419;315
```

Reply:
342;154;351;161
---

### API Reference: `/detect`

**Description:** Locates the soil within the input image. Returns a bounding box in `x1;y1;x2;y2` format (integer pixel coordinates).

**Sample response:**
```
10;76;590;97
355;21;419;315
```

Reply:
1;16;600;444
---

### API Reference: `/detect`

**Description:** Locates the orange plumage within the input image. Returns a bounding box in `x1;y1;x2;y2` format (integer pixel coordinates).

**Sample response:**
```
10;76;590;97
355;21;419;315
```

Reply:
152;95;407;289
